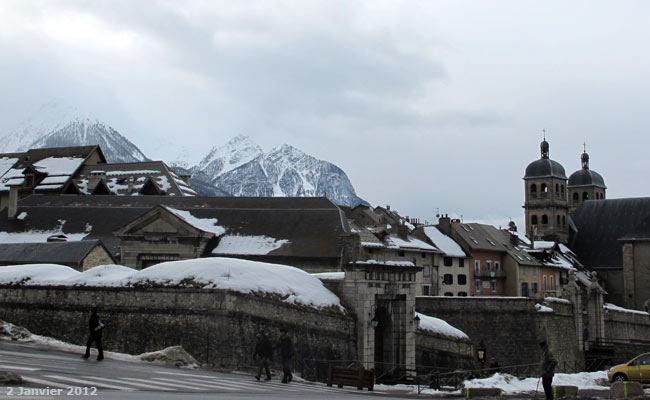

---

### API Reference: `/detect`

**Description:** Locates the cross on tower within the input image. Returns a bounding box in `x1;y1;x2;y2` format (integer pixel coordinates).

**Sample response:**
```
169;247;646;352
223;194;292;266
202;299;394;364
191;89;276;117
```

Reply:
542;128;546;140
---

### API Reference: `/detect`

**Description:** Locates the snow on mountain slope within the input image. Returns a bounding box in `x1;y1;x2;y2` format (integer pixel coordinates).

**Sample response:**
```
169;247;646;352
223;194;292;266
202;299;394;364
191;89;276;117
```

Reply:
195;134;263;178
30;118;148;163
201;138;368;207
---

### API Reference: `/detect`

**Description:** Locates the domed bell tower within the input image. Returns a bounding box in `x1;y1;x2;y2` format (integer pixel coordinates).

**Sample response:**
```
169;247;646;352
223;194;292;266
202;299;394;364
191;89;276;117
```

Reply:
567;148;606;212
523;139;569;243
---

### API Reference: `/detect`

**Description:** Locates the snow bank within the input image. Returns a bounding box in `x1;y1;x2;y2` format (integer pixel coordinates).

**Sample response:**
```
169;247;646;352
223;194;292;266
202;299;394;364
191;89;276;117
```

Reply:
535;303;553;312
604;303;649;316
125;258;343;311
0;259;344;311
61;265;137;286
463;371;609;394
415;312;469;340
0;264;80;285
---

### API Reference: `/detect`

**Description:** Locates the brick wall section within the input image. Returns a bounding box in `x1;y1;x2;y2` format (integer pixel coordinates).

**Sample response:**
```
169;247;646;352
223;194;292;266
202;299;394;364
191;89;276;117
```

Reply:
0;286;356;371
415;330;474;371
604;308;650;362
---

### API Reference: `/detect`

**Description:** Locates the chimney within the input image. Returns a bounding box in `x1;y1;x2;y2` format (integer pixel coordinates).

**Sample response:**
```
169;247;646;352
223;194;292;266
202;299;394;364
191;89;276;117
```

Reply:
7;185;18;219
386;205;391;210
510;232;519;246
88;170;106;192
438;214;451;235
397;224;409;239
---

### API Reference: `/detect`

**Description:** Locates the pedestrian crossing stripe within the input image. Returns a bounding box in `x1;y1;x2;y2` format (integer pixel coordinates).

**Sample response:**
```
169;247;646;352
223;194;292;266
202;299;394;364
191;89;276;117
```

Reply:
0;364;40;371
22;376;71;389
43;375;137;392
88;376;176;391
152;377;243;391
182;377;267;392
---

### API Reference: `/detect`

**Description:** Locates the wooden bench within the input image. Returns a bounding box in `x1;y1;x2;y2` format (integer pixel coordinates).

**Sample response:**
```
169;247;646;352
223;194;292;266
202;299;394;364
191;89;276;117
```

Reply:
327;365;374;391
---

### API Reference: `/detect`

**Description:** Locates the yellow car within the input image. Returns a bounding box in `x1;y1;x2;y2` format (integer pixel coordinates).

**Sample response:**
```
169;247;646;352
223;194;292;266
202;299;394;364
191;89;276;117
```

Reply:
608;352;650;383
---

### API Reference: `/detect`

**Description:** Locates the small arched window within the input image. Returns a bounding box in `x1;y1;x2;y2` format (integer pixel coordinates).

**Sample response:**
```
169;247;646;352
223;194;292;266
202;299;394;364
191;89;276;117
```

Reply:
557;215;561;225
542;215;549;225
555;183;559;196
532;215;538;225
573;192;579;203
531;184;537;194
541;183;548;193
562;216;566;226
583;192;589;200
561;185;565;194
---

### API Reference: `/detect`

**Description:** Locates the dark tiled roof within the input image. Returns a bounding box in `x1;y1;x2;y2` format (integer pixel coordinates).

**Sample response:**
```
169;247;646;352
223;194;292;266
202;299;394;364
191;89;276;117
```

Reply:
0;240;112;266
71;161;196;196
0;195;349;260
524;158;567;180
453;223;508;253
569;197;650;270
0;145;105;164
568;169;606;188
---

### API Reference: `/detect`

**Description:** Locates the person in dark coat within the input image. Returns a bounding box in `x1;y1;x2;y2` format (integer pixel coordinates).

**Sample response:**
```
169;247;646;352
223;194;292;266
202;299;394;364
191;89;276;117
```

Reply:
253;329;273;381
488;357;500;373
539;341;558;400
276;328;295;383
83;307;104;361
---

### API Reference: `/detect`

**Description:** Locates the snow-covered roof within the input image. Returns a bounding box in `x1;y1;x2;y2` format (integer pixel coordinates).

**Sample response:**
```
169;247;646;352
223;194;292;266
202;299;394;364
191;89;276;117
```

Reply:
386;235;437;252
423;226;465;257
212;234;289;255
532;241;556;249
0;258;344;311
544;297;570;304
0;157;19;179
163;206;226;236
415;312;469;340
354;259;416;267
32;157;85;176
311;272;345;280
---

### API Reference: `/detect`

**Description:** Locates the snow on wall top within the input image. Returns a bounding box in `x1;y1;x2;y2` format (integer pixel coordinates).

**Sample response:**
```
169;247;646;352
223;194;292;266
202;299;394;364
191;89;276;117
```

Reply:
212;235;289;255
163;206;226;236
0;259;344;311
423;226;466;257
415;312;469;340
604;303;649;316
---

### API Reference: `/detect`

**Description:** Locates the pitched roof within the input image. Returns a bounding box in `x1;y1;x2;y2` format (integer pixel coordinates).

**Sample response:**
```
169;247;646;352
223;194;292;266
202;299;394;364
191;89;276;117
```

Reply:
569;197;650;270
422;226;466;257
0;240;113;266
453;223;508;252
0;195;349;260
70;161;197;196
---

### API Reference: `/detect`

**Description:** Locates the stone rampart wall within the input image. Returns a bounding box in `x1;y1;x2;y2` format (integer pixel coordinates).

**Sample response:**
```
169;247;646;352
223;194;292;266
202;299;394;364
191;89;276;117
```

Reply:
415;331;474;372
604;308;650;363
0;286;356;372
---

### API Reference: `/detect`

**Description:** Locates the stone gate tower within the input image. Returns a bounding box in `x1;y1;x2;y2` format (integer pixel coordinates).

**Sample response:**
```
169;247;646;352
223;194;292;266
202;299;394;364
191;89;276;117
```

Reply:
523;139;569;243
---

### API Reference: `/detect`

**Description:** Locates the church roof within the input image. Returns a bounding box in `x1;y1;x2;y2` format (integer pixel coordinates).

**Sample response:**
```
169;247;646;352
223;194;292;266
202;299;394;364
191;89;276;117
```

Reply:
569;197;650;270
523;140;567;180
568;169;606;188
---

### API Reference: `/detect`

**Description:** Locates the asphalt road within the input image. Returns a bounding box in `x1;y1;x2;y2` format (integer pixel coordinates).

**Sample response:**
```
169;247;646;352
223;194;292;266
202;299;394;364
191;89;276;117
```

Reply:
0;340;620;399
0;340;423;400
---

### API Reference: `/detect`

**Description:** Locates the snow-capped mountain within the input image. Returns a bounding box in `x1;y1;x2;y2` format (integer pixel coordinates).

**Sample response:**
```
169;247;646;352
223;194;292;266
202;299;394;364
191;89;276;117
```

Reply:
0;103;147;164
193;136;368;207
30;119;148;163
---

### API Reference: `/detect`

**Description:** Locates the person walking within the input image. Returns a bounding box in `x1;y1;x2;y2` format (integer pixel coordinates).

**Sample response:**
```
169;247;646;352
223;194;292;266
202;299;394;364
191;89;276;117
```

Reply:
83;307;104;361
253;329;273;381
539;340;558;400
276;328;295;384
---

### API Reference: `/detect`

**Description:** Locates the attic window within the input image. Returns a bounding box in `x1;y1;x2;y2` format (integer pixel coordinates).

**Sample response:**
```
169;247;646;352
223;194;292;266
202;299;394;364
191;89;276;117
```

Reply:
487;239;496;246
462;225;470;232
470;237;479;245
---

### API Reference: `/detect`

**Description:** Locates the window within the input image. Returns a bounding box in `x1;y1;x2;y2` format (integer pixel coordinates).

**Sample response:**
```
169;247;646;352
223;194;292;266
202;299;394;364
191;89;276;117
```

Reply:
444;257;453;266
398;250;405;257
474;260;480;275
423;266;430;277
422;285;431;296
550;276;555;290
532;215;538;225
522;266;527;275
532;282;539;294
491;280;497;292
494;261;500;271
561;185;565;194
444;292;453;296
530;184;537;196
573;192;579;203
555;183;559;196
443;274;453;285
541;183;548;193
458;292;467;297
458;274;467;285
521;282;529;297
583;192;589;200
422;252;426;258
557;215;561;225
486;261;493;271
543;276;547;291
541;215;548;225
532;267;537;276
475;279;481;292
459;259;465;268
562;216;566;226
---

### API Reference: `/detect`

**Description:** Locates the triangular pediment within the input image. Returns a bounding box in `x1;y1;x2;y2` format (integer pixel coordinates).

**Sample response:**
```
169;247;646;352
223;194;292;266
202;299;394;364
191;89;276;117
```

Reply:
115;206;209;238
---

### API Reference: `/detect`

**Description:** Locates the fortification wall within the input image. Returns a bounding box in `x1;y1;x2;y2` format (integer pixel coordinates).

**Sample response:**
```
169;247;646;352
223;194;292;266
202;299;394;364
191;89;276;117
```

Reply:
415;330;474;372
604;308;650;363
0;286;356;372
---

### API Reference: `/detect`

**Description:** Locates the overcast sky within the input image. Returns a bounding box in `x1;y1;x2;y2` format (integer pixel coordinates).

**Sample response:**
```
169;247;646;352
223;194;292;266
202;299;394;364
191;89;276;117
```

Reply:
1;1;650;228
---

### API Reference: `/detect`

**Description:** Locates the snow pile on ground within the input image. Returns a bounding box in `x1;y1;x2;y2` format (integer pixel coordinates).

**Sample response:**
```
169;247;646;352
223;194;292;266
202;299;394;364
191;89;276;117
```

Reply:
0;320;32;341
139;345;200;369
0;264;80;285
416;312;469;340
0;258;344;311
462;371;610;394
